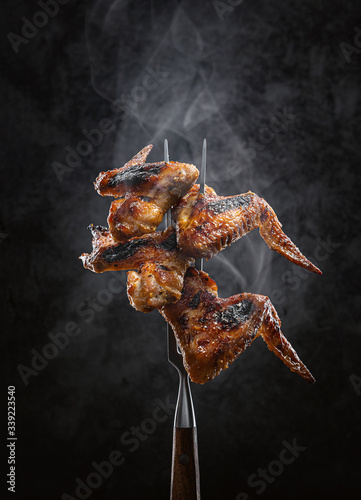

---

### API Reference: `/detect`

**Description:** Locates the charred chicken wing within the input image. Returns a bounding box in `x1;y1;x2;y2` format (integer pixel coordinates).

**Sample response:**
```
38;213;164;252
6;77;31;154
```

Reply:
80;143;321;385
94;145;199;241
161;267;315;384
173;185;321;275
80;225;193;311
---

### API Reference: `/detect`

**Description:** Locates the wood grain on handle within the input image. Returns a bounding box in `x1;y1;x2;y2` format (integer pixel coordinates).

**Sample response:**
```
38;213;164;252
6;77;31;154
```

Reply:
171;427;200;500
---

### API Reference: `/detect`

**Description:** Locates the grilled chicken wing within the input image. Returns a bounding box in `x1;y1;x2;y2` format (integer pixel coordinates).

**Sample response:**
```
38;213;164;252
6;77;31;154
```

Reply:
80;225;193;311
127;261;188;313
94;145;199;241
107;196;164;241
161;267;315;384
94;144;153;196
173;185;321;275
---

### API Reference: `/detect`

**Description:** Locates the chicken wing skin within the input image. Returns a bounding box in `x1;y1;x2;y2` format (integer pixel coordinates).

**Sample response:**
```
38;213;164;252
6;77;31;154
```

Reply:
80;226;193;311
107;196;164;241
94;145;199;241
127;261;189;313
173;185;322;275
161;267;315;384
94;144;153;196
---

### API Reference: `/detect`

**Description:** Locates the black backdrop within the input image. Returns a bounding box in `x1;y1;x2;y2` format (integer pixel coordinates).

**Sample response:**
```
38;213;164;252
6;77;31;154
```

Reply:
2;1;361;499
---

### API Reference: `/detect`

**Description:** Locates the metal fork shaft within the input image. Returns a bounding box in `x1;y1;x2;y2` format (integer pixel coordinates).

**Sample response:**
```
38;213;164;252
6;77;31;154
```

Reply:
174;368;196;428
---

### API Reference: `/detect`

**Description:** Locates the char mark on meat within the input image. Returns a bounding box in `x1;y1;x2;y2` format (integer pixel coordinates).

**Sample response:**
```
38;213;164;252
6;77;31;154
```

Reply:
217;300;254;327
101;238;150;262
159;231;177;251
207;194;252;214
188;291;201;309
108;162;165;188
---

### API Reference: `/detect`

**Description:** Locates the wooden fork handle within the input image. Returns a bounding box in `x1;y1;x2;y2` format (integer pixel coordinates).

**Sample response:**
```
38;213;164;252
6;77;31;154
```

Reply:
171;426;200;500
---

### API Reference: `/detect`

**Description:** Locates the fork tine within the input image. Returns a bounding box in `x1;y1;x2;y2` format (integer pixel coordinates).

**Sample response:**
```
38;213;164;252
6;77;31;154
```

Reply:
195;139;207;271
164;139;183;367
164;139;171;228
199;138;206;195
164;138;169;162
165;139;207;366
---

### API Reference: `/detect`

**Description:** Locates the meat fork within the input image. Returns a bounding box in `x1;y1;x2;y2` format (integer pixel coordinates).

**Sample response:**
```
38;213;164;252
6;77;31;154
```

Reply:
164;139;206;500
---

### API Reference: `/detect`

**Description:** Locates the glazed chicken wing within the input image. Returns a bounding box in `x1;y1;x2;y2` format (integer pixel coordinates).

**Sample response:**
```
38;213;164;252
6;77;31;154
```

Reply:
161;267;315;384
127;261;188;313
173;185;321;275
94;144;153;196
80;225;193;311
107;196;164;241
94;145;199;241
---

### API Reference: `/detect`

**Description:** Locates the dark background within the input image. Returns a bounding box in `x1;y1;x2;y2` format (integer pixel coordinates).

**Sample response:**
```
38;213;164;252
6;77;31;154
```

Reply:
2;1;361;499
